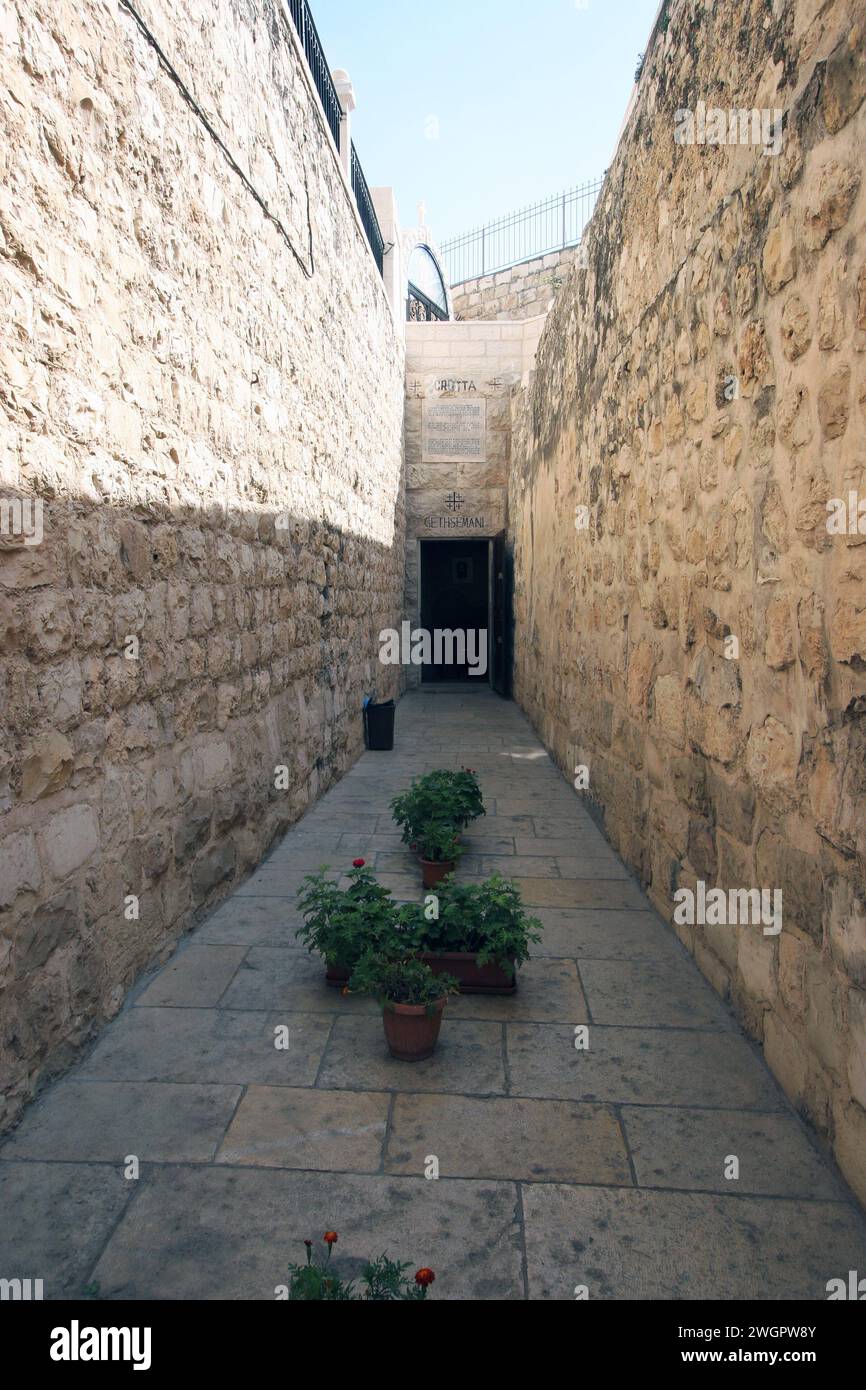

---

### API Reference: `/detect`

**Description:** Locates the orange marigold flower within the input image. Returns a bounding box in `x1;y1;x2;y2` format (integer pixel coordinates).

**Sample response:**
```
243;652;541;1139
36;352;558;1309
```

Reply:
414;1267;435;1287
324;1231;338;1246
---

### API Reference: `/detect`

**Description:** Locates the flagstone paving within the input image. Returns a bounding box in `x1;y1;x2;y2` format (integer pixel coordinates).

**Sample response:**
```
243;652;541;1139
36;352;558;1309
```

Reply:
2;687;865;1301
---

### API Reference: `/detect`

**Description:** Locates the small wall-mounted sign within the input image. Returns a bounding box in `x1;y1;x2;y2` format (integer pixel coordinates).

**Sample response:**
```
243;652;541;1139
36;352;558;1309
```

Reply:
423;514;488;531
422;398;487;463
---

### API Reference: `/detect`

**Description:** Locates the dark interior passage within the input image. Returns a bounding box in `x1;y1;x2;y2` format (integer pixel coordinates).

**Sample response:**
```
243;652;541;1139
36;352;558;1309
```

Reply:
419;539;490;682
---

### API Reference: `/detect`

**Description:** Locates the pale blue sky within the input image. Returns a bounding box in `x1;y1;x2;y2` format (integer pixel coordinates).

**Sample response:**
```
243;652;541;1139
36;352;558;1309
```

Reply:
312;0;660;243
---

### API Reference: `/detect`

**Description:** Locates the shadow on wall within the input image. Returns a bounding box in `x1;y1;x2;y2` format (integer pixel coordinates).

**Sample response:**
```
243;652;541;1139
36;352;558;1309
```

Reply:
0;490;405;1132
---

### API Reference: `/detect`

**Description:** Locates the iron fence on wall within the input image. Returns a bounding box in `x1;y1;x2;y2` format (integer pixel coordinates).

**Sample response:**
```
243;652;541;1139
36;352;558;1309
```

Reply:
350;143;385;274
287;0;385;276
440;178;604;287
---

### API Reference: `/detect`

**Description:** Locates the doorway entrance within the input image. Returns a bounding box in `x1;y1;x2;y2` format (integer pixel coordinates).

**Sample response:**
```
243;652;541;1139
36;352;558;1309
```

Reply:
419;538;489;683
417;535;510;692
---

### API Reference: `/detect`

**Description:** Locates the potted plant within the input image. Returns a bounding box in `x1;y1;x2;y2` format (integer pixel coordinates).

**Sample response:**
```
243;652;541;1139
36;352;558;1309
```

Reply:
414;820;463;889
286;1232;435;1300
408;873;542;994
295;860;403;985
348;951;458;1061
390;768;485;846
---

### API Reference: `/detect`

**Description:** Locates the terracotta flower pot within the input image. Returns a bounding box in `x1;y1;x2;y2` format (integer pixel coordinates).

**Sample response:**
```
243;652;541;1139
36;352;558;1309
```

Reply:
325;962;351;988
382;997;447;1060
420;858;455;890
421;951;516;995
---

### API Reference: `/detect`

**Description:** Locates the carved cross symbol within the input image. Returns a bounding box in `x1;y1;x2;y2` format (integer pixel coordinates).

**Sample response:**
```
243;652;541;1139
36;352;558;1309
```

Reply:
445;492;465;513
409;379;424;397
488;376;503;388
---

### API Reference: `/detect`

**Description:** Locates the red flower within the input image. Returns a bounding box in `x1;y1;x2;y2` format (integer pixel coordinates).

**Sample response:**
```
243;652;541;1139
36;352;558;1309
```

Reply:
415;1267;435;1287
352;858;365;868
303;1239;312;1249
324;1231;338;1246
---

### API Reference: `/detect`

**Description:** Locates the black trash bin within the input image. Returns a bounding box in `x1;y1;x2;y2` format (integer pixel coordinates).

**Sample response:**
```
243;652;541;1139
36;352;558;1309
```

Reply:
364;699;395;750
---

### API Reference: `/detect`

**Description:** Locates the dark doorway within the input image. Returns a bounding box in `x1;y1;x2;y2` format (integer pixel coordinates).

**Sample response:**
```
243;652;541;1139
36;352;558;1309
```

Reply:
419;539;490;683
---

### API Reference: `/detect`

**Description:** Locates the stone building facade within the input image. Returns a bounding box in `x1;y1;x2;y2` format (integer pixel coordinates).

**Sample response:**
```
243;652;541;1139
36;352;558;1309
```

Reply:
0;0;405;1127
402;316;543;684
508;0;866;1202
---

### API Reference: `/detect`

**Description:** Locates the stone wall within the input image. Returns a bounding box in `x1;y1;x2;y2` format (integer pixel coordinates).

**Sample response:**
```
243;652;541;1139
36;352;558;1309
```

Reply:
0;0;405;1127
509;0;866;1201
452;246;583;322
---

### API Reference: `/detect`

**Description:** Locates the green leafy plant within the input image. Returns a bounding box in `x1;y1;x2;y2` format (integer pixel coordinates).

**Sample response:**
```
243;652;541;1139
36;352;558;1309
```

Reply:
390;768;485;844
413;819;463;865
287;1233;435;1301
295;860;404;969
428;768;485;828
408;873;542;973
348;951;458;1010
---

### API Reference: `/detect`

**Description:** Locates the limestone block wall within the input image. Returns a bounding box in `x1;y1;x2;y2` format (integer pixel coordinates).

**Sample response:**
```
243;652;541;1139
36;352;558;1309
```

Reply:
0;0;405;1127
451;246;583;322
509;0;866;1201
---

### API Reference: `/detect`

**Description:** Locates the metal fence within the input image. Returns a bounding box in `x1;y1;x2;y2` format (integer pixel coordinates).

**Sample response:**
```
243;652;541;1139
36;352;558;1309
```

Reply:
440;178;604;286
287;0;384;276
287;0;342;148
350;143;384;275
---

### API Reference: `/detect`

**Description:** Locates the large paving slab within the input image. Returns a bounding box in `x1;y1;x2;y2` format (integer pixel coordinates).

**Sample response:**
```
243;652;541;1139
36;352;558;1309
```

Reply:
578;958;735;1029
0;1162;136;1299
620;1105;846;1200
89;1167;525;1300
505;1023;787;1108
1;686;862;1300
217;1087;389;1172
78;1007;333;1085
317;1016;507;1095
385;1093;631;1185
522;1185;866;1300
136;944;249;1007
1;1080;241;1163
530;908;684;961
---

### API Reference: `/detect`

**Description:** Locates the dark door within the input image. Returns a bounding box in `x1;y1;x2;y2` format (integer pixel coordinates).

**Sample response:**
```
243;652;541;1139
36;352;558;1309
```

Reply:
419;539;489;682
491;530;511;697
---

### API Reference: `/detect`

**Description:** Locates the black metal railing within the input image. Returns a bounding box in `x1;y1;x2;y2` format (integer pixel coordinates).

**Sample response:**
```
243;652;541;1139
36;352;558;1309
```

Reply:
440;178;604;286
407;284;447;322
350;142;384;274
287;0;385;279
287;0;342;148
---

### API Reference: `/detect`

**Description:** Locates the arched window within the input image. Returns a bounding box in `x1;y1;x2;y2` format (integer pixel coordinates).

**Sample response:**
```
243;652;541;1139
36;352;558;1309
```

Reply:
407;245;449;321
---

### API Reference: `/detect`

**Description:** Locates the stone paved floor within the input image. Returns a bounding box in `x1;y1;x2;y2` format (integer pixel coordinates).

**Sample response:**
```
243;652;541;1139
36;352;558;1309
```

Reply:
2;688;865;1300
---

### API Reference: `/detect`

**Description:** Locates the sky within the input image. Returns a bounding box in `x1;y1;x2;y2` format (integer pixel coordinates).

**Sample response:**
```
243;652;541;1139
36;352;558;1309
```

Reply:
312;0;661;244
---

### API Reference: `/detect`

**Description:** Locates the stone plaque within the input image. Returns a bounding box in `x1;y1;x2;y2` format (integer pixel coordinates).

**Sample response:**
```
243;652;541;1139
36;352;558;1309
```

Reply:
422;398;487;463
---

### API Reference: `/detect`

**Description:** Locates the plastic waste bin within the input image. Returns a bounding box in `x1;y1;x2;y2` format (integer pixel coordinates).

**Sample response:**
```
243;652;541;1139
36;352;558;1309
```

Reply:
364;699;395;750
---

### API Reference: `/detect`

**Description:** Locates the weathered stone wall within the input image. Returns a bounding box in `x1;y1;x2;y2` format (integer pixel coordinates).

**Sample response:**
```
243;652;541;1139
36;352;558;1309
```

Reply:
510;0;866;1201
452;246;583;322
0;0;405;1126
